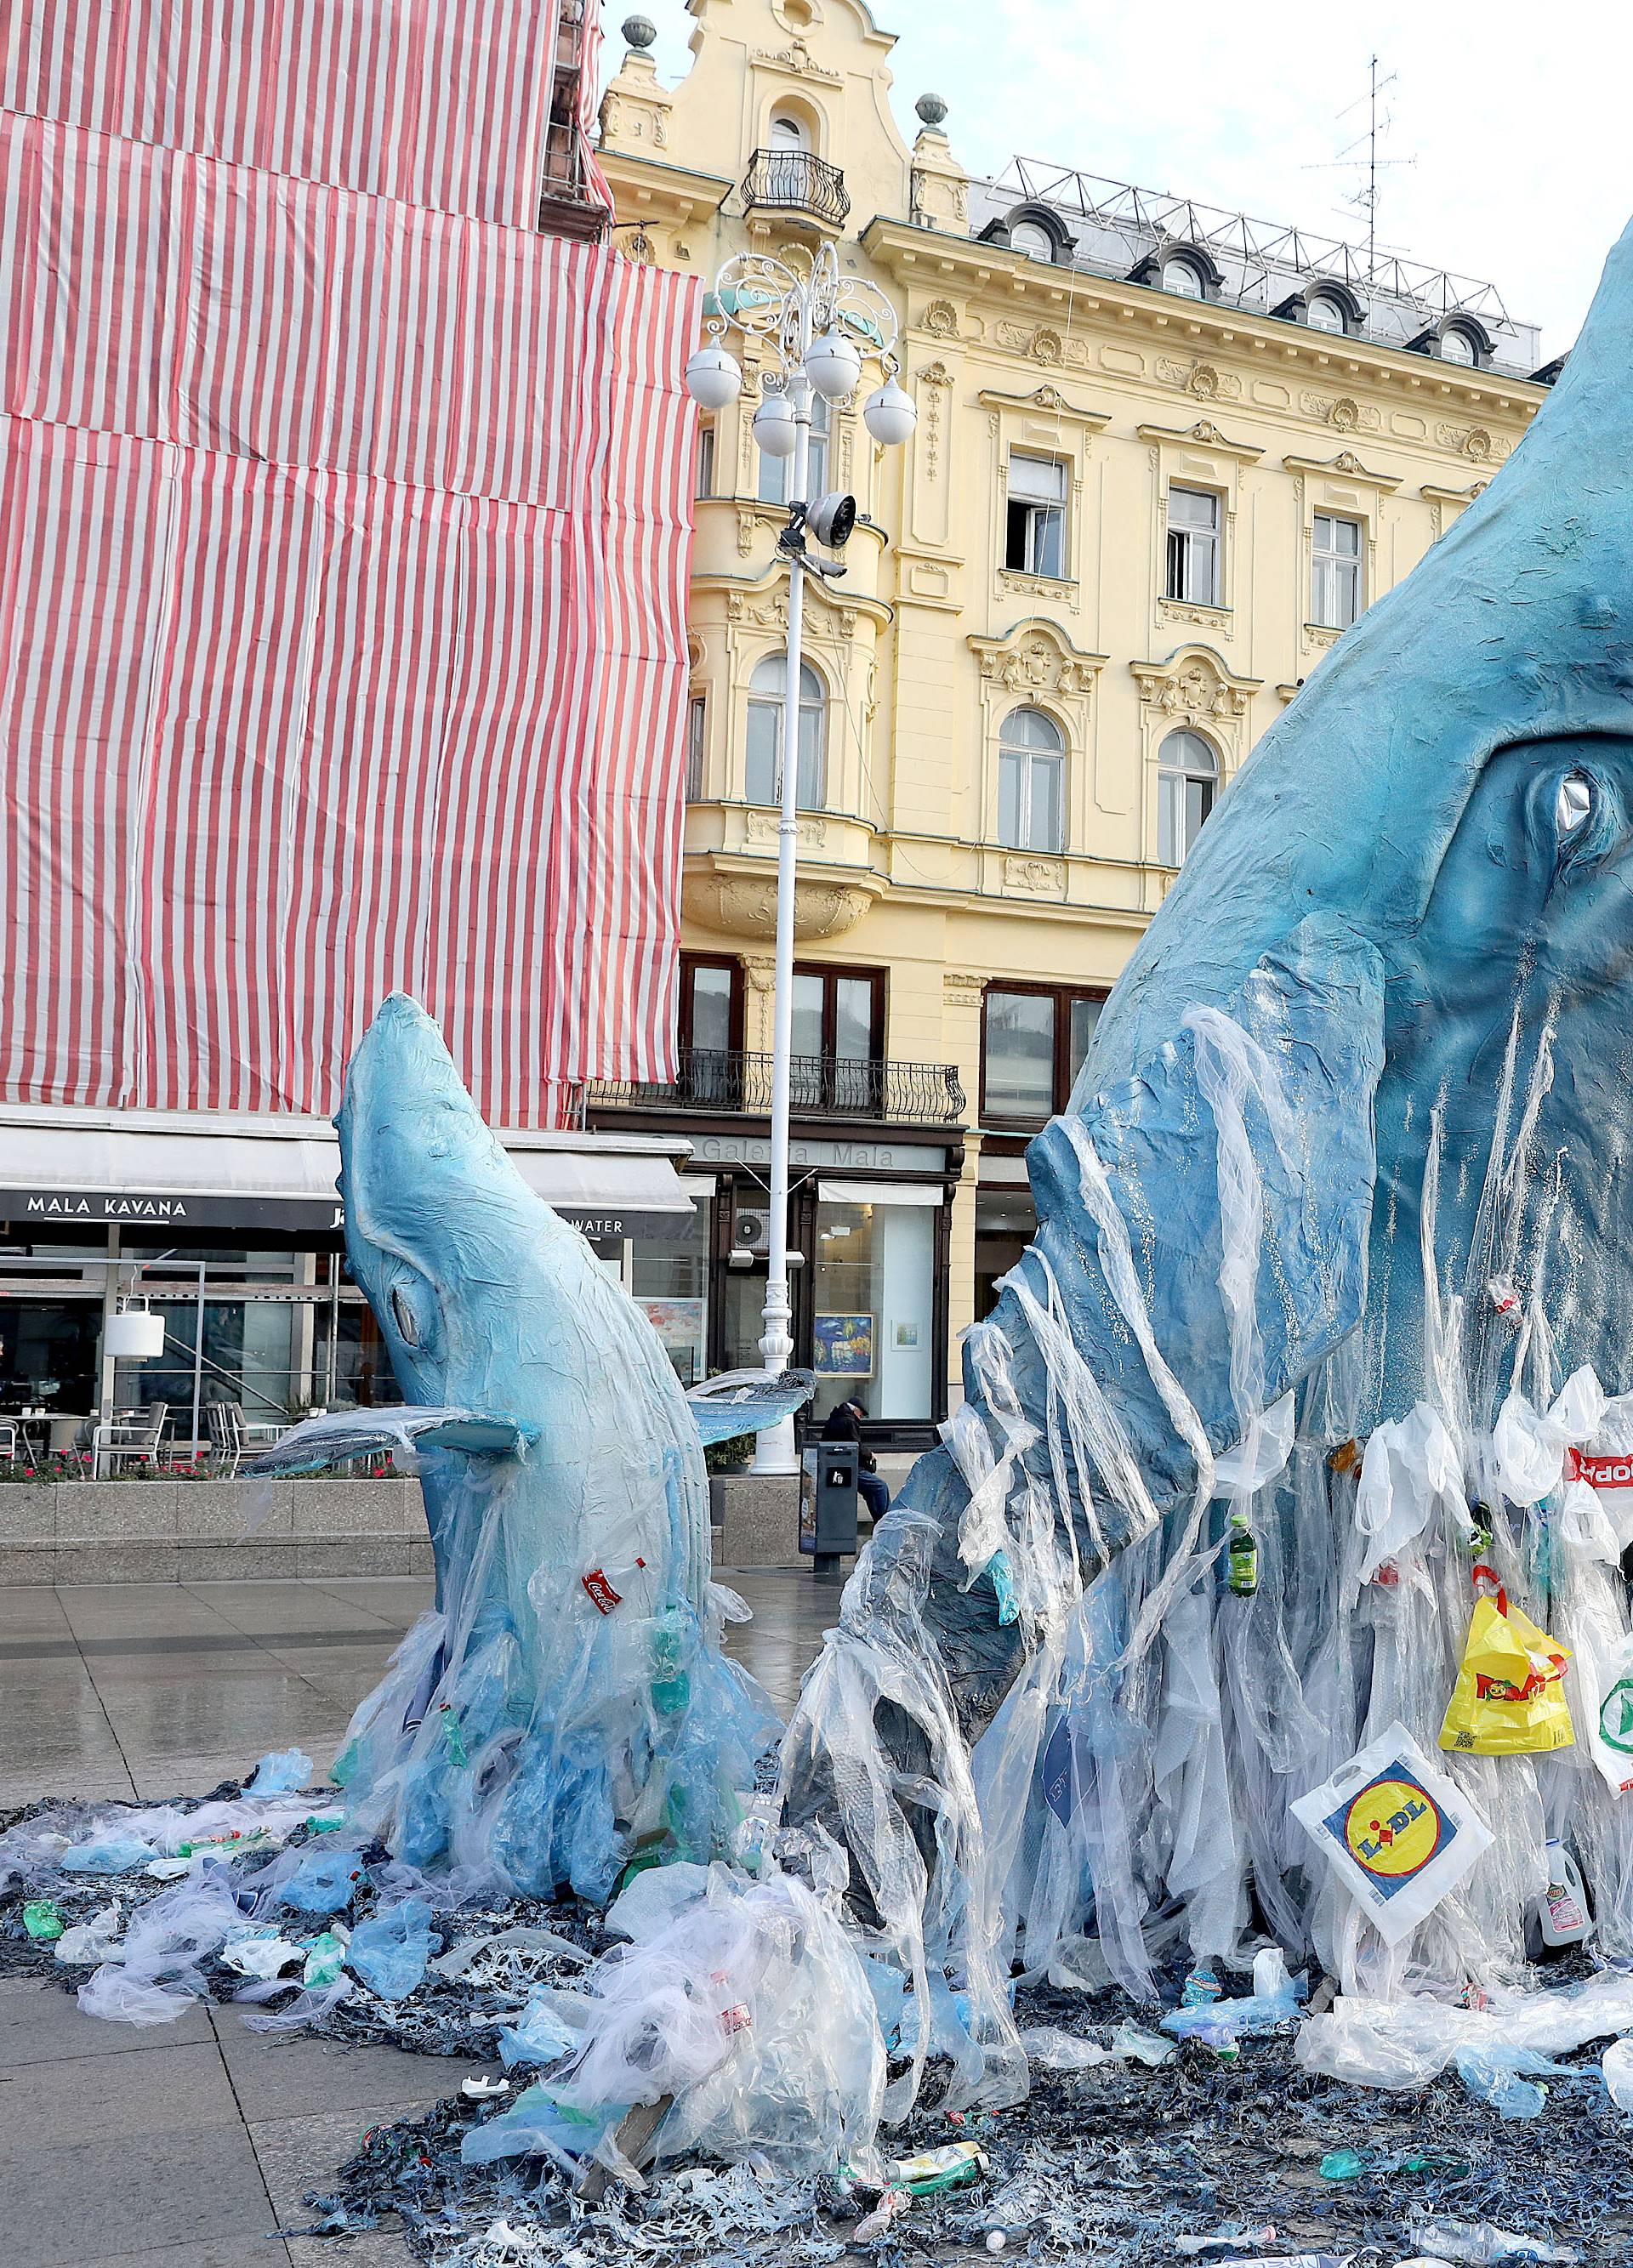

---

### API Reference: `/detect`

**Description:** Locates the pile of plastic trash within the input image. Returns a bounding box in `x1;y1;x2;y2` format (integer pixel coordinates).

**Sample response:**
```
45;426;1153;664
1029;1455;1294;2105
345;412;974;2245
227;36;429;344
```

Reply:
8;1755;1633;2265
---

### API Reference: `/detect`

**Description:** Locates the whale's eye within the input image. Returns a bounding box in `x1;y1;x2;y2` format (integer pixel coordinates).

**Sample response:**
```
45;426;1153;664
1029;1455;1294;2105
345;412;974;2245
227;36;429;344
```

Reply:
1556;770;1593;837
390;1285;422;1349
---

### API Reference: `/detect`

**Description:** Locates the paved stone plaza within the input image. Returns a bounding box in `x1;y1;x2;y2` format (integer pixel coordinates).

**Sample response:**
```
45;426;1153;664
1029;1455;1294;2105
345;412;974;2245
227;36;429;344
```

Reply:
0;1570;836;2268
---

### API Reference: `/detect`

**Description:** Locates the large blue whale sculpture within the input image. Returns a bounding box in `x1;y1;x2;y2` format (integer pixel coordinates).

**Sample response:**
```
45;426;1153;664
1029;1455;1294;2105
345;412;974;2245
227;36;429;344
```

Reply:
781;217;1633;2072
249;996;799;1900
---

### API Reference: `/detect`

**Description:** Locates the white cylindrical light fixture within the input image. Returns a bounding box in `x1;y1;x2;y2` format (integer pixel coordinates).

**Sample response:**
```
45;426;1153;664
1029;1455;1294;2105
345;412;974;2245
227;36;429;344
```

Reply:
862;376;918;446
106;1301;165;1360
751;389;798;458
684;343;743;409
804;327;862;402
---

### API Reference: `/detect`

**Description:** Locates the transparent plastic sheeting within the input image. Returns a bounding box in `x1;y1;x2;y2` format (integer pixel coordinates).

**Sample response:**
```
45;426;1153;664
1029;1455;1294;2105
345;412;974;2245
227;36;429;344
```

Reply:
245;1401;779;1905
779;986;1633;2115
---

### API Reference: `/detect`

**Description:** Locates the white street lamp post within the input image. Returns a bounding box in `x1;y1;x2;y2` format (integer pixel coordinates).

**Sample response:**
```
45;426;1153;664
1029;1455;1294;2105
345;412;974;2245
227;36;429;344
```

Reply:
686;243;915;1474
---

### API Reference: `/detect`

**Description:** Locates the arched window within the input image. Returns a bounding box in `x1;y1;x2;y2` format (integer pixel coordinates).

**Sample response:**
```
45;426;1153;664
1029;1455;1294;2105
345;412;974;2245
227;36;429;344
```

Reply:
746;656;826;809
769;108;810;151
1009;219;1054;259
998;707;1066;853
1158;729;1218;866
1439;325;1476;365
1306;291;1346;333
1162;255;1204;299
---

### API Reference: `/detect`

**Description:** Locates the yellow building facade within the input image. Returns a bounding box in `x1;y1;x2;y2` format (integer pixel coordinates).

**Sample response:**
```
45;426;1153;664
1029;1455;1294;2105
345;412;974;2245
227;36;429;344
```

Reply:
591;0;1550;1445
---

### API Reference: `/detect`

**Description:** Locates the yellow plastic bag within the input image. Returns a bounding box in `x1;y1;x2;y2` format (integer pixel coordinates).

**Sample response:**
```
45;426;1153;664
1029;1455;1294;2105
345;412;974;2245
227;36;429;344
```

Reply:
1439;1594;1575;1755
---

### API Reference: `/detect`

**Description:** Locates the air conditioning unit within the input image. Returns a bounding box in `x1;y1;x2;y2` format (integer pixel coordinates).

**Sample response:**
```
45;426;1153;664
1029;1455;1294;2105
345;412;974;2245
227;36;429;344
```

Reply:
733;1205;772;1254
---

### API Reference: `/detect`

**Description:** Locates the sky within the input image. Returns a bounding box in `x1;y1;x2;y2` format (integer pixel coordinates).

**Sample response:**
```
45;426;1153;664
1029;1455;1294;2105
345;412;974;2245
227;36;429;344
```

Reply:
617;1;1633;362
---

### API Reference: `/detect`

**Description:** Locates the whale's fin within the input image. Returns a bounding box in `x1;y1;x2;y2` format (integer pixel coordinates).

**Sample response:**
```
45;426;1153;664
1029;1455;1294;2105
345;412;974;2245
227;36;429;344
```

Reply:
686;1367;816;1446
242;1406;534;1476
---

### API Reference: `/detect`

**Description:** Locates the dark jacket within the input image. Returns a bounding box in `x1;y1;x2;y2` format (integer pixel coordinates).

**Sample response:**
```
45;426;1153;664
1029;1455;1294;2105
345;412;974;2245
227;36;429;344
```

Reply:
820;1401;876;1471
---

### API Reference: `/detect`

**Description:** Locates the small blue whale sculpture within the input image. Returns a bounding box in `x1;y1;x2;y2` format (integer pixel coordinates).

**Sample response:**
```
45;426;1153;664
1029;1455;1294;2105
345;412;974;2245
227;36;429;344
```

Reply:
782;213;1633;2072
250;995;799;1900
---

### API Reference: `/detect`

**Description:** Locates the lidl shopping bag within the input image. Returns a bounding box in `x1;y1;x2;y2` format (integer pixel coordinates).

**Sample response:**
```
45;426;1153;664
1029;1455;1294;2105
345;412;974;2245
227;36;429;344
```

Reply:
1291;1721;1494;1946
1438;1595;1575;1756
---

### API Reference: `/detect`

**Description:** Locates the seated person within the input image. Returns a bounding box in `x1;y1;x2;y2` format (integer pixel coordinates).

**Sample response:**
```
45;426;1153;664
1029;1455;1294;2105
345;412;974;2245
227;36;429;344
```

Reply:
819;1395;890;1524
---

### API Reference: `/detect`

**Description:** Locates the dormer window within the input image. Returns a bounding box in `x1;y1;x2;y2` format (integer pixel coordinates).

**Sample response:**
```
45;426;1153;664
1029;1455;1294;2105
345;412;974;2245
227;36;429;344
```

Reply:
1010;219;1054;259
1439;325;1476;365
1306;293;1345;333
1162;255;1205;299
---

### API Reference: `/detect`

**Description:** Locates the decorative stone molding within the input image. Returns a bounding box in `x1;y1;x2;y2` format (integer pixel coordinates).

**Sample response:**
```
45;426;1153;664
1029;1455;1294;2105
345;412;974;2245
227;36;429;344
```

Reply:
743;808;828;850
686;631;706;672
1156;358;1242;402
1421;480;1490;541
977;384;1111;433
1158;596;1233;634
921;300;959;339
967;618;1107;697
682;872;876;942
751;38;842;83
910;123;970;235
1301;391;1381;433
943;970;989;1009
1436;422;1507;463
917;361;954;485
1137;418;1264;465
598;51;674;155
1003;854;1066;896
1300;622;1343;656
996;566;1078;606
1281;450;1403;492
1130;645;1260;724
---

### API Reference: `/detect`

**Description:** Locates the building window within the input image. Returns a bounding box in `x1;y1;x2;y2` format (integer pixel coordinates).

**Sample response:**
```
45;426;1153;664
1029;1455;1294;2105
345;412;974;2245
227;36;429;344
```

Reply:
1305;292;1346;334
759;389;829;505
812;1192;936;1424
1439;326;1476;366
982;984;1107;1125
769;108;810;150
745;655;826;809
696;423;715;499
1158;728;1218;866
1165;484;1221;605
1004;452;1067;578
684;695;706;799
678;954;741;1106
1009;219;1054;259
1162;255;1205;298
997;706;1066;853
1311;512;1363;629
791;963;885;1112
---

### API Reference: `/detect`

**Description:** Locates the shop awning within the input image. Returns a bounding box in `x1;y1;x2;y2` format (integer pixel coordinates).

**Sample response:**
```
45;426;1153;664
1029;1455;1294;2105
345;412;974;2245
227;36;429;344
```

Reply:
0;1107;693;1237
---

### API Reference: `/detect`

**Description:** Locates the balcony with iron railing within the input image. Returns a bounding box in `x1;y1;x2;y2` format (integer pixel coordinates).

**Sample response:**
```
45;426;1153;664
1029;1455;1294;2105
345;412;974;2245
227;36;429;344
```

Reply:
740;148;851;230
585;1047;963;1127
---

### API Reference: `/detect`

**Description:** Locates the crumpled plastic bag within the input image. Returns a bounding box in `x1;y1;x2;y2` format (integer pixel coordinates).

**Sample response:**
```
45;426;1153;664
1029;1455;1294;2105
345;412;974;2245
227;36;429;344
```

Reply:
1410;2217;1577;2265
1297;1971;1633;2090
60;1831;156;1875
54;1904;121;1964
1162;1947;1306;2046
1490;1368;1606;1508
1019;2024;1112;2070
219;1928;306;1981
276;1846;365;1913
346;1896;434;2000
1454;2045;1582;2120
463;1862;885;2182
1439;1596;1574;1756
498;1987;586;2072
1351;1402;1465;1600
77;1880;245;2025
245;1748;313;1796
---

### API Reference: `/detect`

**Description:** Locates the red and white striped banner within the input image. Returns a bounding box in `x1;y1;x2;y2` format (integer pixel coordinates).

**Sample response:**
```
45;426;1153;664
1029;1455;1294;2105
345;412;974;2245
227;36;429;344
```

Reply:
0;13;700;1128
0;0;606;229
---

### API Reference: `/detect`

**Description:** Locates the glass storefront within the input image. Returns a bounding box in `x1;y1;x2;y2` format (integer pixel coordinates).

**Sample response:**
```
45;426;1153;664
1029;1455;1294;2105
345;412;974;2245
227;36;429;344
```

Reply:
811;1190;936;1424
630;1198;711;1389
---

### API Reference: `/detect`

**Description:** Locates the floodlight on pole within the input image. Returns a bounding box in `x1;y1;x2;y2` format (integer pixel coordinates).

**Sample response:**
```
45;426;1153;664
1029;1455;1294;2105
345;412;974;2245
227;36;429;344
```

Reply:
684;242;915;1475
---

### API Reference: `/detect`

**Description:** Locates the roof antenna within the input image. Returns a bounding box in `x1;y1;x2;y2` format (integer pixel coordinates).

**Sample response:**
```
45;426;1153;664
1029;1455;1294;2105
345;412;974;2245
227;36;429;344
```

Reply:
1305;54;1416;281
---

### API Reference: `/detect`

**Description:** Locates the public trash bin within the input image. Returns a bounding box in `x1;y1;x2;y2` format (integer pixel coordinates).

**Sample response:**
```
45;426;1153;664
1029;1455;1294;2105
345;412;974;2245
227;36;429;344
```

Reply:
800;1442;859;1583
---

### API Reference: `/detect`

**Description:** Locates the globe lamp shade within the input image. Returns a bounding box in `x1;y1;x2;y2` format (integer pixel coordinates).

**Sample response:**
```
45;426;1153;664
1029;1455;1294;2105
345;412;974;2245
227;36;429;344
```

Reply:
804;328;862;402
862;377;917;446
685;344;743;410
751;391;798;458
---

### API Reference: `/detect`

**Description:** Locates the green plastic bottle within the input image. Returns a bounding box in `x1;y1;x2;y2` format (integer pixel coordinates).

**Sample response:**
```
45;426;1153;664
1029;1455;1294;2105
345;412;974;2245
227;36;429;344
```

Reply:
1226;1510;1259;1595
